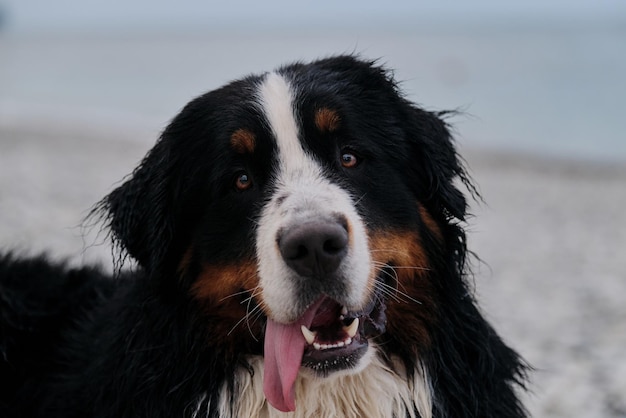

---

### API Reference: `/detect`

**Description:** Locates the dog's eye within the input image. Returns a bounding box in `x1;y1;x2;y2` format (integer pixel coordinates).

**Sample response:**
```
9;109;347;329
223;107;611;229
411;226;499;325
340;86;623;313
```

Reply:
234;172;253;191
340;151;359;168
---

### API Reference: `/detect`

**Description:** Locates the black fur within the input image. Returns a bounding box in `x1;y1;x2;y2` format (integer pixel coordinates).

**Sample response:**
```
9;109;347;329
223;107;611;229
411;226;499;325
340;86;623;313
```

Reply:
0;56;528;417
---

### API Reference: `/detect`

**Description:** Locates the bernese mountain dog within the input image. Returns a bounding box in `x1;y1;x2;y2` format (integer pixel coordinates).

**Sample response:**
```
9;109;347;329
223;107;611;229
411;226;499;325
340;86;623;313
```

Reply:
0;55;528;417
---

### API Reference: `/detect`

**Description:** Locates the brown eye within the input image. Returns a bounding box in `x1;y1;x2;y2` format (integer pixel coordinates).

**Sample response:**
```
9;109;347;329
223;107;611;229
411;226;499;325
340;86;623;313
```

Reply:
235;172;252;190
340;152;359;168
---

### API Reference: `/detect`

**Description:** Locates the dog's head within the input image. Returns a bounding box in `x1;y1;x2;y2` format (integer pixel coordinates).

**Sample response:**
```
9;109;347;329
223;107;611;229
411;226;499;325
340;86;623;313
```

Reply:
100;56;471;412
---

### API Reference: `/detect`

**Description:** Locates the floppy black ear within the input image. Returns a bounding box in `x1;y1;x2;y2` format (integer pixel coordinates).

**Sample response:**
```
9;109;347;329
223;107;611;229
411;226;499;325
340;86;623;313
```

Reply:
405;107;472;221
98;137;178;274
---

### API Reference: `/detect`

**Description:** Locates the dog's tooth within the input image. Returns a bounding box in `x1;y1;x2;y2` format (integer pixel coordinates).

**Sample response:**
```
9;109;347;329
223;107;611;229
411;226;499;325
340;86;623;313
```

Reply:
343;317;359;338
301;325;317;345
313;342;322;350
341;306;348;316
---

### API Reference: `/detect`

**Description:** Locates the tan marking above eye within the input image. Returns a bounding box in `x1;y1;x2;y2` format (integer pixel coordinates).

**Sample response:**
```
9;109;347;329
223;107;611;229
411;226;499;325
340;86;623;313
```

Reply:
315;108;341;133
230;129;256;154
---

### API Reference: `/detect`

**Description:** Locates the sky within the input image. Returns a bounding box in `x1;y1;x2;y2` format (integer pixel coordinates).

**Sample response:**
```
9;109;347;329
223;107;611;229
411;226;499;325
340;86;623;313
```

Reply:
2;0;626;32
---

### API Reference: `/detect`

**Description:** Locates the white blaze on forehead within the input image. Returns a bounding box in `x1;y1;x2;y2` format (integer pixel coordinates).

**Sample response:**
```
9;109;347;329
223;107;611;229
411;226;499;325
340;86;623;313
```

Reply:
256;72;319;178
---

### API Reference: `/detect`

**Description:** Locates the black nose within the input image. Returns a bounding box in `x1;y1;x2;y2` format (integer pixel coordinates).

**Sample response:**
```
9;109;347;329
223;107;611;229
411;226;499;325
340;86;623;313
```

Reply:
278;219;349;277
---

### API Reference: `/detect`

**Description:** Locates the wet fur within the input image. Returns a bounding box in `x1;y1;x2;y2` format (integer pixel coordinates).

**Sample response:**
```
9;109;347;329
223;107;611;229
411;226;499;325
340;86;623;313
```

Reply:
0;56;528;417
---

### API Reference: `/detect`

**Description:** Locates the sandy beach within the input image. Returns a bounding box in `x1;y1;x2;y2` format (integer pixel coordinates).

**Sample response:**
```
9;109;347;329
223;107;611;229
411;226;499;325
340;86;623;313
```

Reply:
464;148;626;417
1;125;625;417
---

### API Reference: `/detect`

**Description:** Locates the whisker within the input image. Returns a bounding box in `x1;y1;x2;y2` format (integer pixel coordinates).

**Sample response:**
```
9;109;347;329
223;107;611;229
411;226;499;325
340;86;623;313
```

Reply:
353;193;367;206
377;280;423;305
371;260;431;272
228;304;263;339
375;282;404;304
247;307;266;332
218;271;261;302
219;288;253;302
240;287;262;306
376;281;423;305
246;216;261;226
216;282;264;341
243;290;264;341
376;269;404;302
372;262;424;305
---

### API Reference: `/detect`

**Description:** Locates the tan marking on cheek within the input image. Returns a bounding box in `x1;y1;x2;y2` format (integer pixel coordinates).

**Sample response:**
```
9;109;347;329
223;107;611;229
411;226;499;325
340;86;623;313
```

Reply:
367;230;435;349
230;128;256;154
315;107;341;133
417;202;443;242
191;261;262;311
365;230;425;305
191;261;265;354
368;230;430;276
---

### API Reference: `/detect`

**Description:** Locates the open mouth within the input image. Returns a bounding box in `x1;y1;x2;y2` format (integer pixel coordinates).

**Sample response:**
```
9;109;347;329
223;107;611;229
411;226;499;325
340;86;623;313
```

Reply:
300;295;386;374
263;290;387;412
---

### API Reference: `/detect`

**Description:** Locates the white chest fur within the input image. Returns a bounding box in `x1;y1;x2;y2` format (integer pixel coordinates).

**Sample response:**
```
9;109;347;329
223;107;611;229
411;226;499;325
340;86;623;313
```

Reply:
201;349;432;418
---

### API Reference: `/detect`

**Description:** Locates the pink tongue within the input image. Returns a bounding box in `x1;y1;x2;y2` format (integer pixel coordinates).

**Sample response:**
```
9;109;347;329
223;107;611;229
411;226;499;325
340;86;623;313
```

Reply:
263;297;326;412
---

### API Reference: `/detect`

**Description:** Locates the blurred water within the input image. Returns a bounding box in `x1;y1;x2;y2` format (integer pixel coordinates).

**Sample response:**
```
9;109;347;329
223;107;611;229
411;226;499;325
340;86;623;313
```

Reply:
1;22;625;161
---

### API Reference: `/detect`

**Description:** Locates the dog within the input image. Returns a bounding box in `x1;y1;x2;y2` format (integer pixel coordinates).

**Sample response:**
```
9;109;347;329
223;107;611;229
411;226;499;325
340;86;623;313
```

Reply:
0;55;528;417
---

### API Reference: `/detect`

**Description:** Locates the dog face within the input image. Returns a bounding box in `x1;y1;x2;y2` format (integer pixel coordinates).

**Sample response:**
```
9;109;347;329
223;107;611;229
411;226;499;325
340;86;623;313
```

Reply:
101;56;469;412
